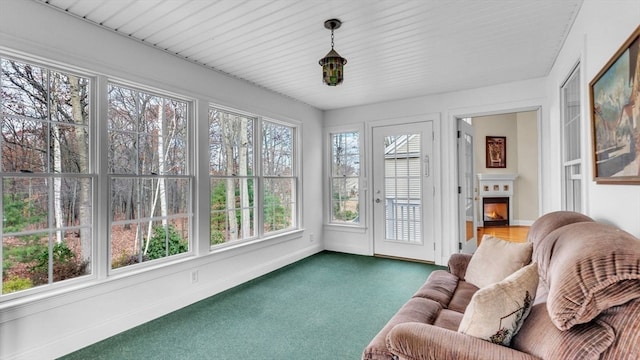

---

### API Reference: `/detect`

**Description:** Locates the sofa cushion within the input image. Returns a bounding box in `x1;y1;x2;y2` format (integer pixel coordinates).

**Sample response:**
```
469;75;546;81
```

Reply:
464;235;533;289
511;303;615;360
536;222;640;331
432;309;464;331
458;263;538;346
447;280;479;313
526;210;593;247
362;297;442;360
412;270;459;307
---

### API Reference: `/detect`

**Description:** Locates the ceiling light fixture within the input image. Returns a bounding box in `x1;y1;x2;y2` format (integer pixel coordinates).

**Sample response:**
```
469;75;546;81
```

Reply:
319;19;347;86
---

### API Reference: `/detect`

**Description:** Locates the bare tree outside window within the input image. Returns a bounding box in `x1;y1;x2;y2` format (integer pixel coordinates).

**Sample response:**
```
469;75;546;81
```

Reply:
209;108;297;247
1;58;91;294
330;131;360;224
108;84;190;269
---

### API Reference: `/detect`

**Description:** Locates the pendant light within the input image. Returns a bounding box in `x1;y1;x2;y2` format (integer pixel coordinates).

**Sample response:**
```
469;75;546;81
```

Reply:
319;19;347;86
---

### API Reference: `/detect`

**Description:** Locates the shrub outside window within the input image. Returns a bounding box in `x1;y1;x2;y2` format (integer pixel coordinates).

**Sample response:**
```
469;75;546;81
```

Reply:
209;107;297;247
1;58;92;295
329;131;360;224
108;84;190;269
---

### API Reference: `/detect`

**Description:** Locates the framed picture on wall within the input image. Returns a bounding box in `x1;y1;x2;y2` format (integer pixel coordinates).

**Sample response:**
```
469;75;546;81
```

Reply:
486;136;506;168
589;25;640;184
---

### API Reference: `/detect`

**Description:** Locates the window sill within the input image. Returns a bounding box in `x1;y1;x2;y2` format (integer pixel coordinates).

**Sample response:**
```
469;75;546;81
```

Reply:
323;223;367;234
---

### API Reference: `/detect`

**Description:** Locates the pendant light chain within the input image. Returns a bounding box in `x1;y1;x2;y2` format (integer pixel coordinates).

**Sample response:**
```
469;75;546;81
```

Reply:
331;29;335;49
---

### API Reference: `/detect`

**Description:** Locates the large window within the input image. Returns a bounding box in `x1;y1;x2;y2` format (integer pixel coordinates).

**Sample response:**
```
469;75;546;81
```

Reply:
1;58;92;294
107;84;190;269
209;106;297;247
329;131;360;224
561;64;582;212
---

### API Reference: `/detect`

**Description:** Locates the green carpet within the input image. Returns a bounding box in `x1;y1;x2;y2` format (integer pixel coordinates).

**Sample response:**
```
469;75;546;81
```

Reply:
59;251;443;360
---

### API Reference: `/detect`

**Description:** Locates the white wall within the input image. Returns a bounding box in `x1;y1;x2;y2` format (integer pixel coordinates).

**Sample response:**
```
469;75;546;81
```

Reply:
516;111;539;223
324;0;640;263
324;79;546;264
546;0;640;236
0;1;323;359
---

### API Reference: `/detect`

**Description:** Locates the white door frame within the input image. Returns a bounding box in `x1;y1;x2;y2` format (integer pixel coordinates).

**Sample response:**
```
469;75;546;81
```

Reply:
367;114;441;262
449;106;542;261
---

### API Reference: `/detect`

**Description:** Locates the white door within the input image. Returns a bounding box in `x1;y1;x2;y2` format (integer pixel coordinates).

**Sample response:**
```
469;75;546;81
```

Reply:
457;119;477;253
372;121;434;262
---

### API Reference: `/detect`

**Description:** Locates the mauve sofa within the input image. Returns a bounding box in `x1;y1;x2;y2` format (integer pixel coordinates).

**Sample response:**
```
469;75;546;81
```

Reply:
362;211;640;360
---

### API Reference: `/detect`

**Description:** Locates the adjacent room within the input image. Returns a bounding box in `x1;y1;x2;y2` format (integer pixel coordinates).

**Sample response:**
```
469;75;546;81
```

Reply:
1;0;640;359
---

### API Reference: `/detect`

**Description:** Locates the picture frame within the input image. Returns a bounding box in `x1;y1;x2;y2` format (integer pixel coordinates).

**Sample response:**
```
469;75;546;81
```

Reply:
589;25;640;184
486;136;506;168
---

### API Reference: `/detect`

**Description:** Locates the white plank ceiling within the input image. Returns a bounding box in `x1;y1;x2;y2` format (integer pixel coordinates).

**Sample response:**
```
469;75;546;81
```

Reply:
34;0;583;110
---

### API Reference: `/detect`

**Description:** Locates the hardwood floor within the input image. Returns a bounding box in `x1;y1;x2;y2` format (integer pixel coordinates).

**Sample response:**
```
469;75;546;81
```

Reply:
477;226;530;243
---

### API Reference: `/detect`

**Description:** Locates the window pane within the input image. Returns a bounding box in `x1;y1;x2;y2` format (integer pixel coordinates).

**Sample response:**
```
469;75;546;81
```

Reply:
562;67;580;163
329;131;360;225
2;184;92;293
50;71;90;126
209;108;254;176
210;177;256;245
331;132;359;176
1;117;48;173
2;177;48;232
52;123;89;173
262;121;292;176
108;84;191;269
331;178;359;223
109;131;137;174
208;107;298;245
1;59;48;119
263;177;295;233
1;57;92;295
111;220;188;269
108;85;188;176
111;222;140;269
138;96;188;175
108;85;137;132
561;65;582;212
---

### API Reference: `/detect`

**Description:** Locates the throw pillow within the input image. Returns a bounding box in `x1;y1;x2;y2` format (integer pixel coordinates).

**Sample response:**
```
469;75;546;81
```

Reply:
464;235;533;289
458;262;538;346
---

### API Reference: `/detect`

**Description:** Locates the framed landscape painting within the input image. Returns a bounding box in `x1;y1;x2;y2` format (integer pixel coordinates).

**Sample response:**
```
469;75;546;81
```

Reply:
589;25;640;184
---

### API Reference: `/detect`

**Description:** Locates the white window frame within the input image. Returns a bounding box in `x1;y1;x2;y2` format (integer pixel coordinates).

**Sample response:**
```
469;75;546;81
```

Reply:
325;124;364;228
208;104;301;250
560;63;583;212
106;81;193;273
0;54;97;299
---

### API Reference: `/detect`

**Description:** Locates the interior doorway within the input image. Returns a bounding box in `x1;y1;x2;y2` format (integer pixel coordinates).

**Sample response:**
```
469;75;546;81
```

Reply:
456;110;539;252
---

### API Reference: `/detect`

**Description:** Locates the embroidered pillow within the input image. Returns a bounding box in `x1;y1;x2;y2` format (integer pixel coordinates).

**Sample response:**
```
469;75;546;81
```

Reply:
458;263;538;346
464;235;533;288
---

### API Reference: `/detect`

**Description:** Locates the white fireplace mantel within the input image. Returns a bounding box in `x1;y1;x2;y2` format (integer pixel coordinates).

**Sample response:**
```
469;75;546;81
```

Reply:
477;173;518;226
477;173;518;182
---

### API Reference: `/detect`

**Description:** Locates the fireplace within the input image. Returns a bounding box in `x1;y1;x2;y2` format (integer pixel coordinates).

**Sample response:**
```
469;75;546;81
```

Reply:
477;173;517;227
483;197;509;227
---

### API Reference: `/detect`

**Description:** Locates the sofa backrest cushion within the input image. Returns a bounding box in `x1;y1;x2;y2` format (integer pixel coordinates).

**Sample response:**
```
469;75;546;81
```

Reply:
535;221;640;331
526;211;594;247
464;235;532;289
511;303;615;360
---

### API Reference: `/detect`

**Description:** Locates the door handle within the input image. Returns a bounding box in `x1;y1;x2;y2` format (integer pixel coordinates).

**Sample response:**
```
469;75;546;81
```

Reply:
424;155;430;177
375;198;381;203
